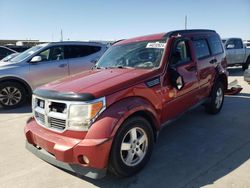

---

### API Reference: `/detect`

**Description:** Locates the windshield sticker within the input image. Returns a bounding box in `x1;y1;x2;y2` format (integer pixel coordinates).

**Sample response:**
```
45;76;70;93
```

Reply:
146;42;166;49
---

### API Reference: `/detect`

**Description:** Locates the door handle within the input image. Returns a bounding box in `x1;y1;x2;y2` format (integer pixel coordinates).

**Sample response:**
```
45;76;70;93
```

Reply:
209;59;217;64
59;63;67;68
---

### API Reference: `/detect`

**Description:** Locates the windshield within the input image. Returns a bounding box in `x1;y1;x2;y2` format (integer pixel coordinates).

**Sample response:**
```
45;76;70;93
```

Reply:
96;40;166;69
10;45;45;62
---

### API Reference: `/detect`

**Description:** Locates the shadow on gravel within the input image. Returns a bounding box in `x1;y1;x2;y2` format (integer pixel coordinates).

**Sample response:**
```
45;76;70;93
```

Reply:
59;95;250;188
0;105;31;114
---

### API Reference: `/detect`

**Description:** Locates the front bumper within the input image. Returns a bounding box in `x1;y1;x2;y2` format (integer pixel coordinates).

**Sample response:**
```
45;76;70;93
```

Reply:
25;119;112;179
26;141;106;179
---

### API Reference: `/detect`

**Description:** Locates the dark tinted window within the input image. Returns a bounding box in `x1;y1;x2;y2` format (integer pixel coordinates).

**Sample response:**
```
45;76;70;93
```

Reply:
234;39;243;49
0;47;13;56
208;36;223;55
227;39;243;49
193;39;210;59
171;40;191;65
66;45;101;59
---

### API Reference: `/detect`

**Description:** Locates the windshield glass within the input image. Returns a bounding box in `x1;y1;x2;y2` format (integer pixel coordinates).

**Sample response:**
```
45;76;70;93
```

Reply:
96;40;166;69
10;45;45;62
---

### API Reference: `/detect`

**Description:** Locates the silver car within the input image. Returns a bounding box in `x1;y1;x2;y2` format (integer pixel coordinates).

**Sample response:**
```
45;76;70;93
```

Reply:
0;41;107;108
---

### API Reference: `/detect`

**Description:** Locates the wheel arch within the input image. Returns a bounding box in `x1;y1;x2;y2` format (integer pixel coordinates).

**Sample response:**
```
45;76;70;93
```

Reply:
0;76;32;97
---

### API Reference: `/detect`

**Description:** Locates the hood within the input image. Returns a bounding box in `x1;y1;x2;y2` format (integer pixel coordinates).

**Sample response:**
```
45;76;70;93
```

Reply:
40;68;157;98
0;61;22;70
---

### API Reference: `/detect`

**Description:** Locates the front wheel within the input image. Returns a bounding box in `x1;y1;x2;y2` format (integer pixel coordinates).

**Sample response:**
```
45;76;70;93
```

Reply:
0;82;27;108
205;82;224;114
109;116;154;177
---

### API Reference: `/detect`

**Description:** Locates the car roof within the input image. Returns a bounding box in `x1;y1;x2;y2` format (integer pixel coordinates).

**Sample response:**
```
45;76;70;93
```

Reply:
115;29;216;45
47;41;107;47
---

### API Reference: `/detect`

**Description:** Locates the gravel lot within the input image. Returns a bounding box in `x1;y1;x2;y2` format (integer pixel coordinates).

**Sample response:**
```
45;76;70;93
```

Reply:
0;67;249;188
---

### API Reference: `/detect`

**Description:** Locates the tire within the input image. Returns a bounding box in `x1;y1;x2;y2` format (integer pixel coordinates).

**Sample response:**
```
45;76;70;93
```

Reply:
242;57;250;71
0;82;27;109
109;116;154;177
205;81;224;114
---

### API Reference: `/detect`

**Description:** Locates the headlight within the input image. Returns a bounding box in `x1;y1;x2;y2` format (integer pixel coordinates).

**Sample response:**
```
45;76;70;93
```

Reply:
68;97;105;131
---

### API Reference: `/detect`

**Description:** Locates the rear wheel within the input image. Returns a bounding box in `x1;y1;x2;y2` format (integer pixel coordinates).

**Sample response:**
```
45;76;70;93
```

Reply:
205;82;224;114
109;116;154;177
0;82;27;108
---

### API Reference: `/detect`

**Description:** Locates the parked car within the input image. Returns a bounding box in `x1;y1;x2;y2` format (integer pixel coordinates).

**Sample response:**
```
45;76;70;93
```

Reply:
0;46;17;60
0;52;19;62
222;38;250;70
0;41;107;108
25;29;228;179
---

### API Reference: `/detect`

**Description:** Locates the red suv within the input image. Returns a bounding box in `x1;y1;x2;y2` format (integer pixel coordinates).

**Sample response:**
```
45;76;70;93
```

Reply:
25;30;228;179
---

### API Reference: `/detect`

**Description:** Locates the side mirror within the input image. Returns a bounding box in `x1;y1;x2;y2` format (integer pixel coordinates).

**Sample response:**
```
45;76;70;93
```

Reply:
30;56;42;63
169;68;184;90
226;44;235;49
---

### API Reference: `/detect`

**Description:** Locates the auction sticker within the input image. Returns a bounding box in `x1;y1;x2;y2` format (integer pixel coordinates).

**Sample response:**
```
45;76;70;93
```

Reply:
146;42;166;49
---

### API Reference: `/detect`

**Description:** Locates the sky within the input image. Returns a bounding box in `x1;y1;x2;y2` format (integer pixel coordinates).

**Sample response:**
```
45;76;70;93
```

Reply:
0;0;250;41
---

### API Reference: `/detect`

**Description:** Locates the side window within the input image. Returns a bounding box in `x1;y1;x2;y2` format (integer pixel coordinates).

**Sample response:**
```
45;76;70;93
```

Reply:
0;47;12;56
226;39;243;49
66;45;101;59
37;46;64;62
208;36;223;55
171;40;191;65
193;39;210;59
234;39;243;49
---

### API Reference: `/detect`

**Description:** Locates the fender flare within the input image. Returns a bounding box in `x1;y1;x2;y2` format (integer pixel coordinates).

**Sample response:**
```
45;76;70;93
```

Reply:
85;97;160;140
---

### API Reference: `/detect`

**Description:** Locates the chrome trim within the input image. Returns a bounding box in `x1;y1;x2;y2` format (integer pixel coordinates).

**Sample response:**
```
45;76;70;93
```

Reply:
32;94;106;133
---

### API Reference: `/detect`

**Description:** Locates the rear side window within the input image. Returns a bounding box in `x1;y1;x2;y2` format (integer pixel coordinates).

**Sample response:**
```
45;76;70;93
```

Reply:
193;39;210;59
208;36;223;55
66;45;101;59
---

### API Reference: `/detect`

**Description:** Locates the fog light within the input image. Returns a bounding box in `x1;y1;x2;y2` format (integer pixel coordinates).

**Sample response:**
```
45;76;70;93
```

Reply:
78;155;89;165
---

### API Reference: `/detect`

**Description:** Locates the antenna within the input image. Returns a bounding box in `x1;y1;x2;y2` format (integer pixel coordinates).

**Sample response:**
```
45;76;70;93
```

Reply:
185;15;187;30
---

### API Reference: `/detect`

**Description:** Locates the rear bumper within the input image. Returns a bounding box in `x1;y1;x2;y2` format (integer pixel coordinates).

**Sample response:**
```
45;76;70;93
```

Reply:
24;119;113;179
26;141;106;179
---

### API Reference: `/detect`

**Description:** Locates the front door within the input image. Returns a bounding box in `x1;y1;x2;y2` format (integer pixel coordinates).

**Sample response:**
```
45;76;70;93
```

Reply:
161;38;199;122
29;46;69;89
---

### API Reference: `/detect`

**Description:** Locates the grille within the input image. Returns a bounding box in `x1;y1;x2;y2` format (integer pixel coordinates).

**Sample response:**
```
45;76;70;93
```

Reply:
49;117;66;130
33;96;67;132
35;111;45;125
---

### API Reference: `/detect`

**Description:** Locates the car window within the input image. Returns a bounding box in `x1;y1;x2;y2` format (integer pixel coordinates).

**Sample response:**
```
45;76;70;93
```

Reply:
227;39;243;49
65;45;101;59
171;40;191;65
193;39;210;59
0;47;12;56
234;39;243;49
37;46;64;62
208;36;223;55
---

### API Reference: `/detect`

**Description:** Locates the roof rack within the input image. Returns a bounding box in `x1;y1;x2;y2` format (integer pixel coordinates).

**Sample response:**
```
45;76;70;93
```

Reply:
164;29;215;38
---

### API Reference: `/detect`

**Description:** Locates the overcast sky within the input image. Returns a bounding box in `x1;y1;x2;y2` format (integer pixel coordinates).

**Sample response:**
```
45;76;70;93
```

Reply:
0;0;250;41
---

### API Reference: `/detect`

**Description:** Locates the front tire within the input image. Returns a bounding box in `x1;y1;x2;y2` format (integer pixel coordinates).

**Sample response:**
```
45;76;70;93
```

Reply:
205;82;224;114
0;82;27;109
109;116;154;177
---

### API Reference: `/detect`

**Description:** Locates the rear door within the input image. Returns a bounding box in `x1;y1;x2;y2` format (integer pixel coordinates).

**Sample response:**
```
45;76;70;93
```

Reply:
65;45;104;75
192;37;217;100
29;45;69;88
